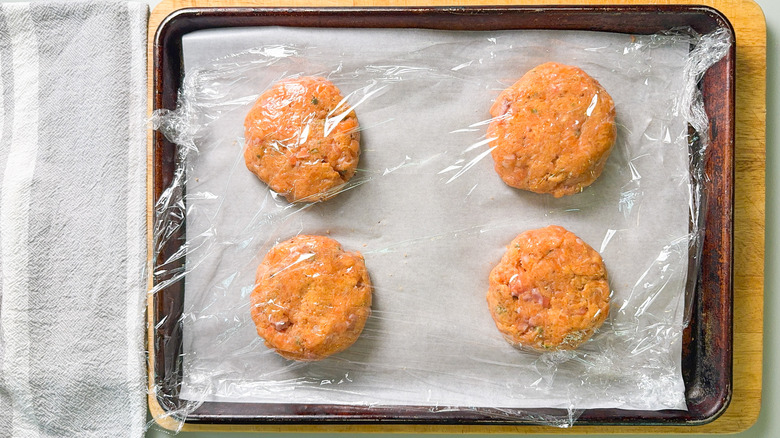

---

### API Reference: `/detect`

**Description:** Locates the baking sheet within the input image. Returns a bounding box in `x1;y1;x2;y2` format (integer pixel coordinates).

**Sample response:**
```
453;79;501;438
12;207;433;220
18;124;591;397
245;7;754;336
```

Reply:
174;27;690;411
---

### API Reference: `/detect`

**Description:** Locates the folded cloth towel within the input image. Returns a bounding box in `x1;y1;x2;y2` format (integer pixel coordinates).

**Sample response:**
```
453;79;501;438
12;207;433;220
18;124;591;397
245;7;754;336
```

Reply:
0;1;148;437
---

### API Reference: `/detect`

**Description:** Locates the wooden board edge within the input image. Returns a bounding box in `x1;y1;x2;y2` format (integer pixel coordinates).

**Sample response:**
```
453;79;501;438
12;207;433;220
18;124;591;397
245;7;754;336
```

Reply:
144;0;767;433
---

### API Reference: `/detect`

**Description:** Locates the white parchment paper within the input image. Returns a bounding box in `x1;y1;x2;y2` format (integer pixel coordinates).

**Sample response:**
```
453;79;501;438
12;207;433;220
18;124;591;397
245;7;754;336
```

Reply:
174;27;692;413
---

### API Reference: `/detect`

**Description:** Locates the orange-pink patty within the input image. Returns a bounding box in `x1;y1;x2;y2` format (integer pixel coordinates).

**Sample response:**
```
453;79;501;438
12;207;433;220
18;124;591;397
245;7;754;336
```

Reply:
244;76;360;202
250;235;372;361
487;225;610;351
488;62;616;197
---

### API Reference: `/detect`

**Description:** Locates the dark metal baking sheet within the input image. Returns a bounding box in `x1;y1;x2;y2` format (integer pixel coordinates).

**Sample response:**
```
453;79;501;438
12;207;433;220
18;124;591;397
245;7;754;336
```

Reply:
151;5;735;426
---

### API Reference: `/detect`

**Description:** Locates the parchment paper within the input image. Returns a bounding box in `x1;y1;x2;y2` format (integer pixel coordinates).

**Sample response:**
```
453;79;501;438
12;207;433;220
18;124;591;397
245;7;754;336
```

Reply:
174;27;692;413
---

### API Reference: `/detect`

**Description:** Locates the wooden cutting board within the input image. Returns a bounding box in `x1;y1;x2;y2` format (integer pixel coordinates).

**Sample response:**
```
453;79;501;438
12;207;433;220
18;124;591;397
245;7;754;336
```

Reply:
146;0;766;433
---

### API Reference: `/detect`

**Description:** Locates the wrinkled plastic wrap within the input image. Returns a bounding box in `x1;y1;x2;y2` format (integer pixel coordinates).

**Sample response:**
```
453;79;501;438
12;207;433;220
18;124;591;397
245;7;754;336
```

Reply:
152;26;730;428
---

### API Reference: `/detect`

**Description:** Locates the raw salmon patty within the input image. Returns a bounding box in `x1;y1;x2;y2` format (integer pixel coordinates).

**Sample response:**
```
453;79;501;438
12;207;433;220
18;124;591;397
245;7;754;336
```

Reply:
244;76;360;202
488;62;616;197
487;225;610;351
250;235;372;361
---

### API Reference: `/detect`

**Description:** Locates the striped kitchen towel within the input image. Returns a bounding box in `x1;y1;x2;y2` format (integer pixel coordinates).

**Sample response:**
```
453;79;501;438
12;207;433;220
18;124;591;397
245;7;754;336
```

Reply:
0;1;148;437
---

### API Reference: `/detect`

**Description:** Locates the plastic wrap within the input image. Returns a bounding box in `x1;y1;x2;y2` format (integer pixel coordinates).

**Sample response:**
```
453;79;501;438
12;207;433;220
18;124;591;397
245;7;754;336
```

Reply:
151;26;730;429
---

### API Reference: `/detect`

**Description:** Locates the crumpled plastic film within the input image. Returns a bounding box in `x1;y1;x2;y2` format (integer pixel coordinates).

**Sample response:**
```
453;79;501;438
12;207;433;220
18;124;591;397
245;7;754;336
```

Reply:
151;27;731;430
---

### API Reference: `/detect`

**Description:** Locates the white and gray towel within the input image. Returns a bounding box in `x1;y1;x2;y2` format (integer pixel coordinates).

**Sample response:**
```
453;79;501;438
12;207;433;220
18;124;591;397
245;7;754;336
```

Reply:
0;1;148;437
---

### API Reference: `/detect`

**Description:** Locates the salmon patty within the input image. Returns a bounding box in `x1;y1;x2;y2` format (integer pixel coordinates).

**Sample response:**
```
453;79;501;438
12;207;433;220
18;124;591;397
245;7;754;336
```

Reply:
244;76;360;202
250;235;372;361
488;62;616;197
487;226;610;351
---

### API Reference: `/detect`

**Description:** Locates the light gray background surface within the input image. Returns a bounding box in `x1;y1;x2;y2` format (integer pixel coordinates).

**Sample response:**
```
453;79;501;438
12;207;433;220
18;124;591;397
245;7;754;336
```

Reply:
140;0;777;436
1;0;765;436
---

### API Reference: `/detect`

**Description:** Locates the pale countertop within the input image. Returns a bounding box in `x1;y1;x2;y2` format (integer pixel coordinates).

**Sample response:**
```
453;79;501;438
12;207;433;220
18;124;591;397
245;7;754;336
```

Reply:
0;0;767;436
10;0;772;436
